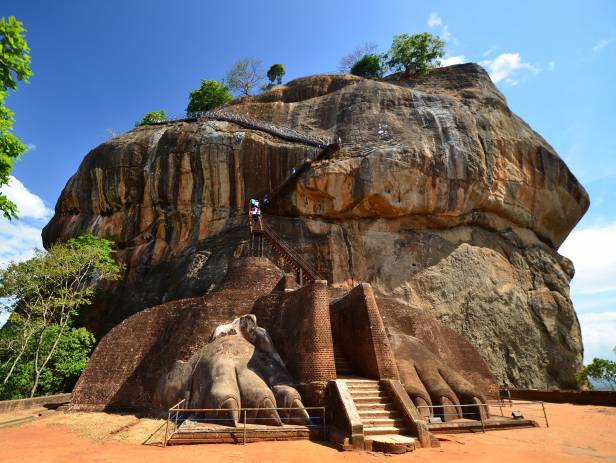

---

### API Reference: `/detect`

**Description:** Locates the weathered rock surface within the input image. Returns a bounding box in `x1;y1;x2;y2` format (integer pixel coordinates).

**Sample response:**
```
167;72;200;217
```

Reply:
42;64;588;389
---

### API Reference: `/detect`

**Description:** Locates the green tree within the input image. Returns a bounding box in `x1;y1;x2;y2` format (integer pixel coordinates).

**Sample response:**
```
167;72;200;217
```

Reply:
0;16;33;219
0;234;121;398
186;80;232;113
576;358;616;391
338;42;378;73
225;58;264;96
266;64;286;87
135;109;167;127
350;54;385;78
387;32;445;75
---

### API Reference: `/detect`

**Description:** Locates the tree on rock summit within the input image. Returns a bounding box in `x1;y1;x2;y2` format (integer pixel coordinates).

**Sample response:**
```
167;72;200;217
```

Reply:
225;58;265;96
351;54;385;78
387;32;445;75
186;80;232;113
135;109;167;127
266;64;286;88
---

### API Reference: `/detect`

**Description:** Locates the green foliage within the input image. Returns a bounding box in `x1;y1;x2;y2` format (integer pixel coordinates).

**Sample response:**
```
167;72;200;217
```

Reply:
350;54;385;78
135;109;167;127
576;358;616;390
186;80;232;113
338;42;378;73
387;32;445;75
0;16;32;220
225;59;264;96
0;326;95;399
266;64;286;86
0;233;121;398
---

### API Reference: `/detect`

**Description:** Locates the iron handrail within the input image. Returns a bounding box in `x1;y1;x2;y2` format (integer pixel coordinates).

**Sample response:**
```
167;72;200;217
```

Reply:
164;405;326;446
144;110;332;149
261;222;320;281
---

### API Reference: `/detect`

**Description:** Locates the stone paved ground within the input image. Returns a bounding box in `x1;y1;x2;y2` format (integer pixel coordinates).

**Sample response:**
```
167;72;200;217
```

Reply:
0;402;614;462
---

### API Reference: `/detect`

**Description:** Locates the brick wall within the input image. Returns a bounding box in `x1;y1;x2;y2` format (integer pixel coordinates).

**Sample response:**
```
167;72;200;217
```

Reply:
505;388;616;406
330;283;399;380
70;257;283;411
252;281;336;384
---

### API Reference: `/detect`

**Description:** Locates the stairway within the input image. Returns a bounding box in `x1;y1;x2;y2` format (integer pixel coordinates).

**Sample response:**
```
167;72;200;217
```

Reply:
333;343;353;376
253;221;320;285
343;379;410;438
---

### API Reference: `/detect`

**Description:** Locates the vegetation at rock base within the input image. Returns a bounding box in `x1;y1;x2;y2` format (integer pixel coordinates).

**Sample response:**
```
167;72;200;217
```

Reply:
387;32;445;75
225;58;265;96
576;358;616;390
0;16;32;220
266;63;286;88
338;42;378;73
186;80;232;113
135;109;167;127
0;234;122;399
350;54;385;78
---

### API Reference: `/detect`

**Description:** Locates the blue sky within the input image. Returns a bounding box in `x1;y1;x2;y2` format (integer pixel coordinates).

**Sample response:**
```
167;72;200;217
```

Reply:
1;0;615;363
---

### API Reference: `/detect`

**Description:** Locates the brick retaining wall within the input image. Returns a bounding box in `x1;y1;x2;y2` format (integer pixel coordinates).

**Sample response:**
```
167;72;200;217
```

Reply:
504;388;616;406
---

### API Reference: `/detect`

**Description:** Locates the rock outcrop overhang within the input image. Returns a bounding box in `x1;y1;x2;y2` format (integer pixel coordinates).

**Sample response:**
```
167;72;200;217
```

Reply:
42;63;589;389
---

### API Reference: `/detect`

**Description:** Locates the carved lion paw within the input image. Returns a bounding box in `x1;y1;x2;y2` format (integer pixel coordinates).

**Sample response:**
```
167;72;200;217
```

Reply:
390;333;489;422
187;314;311;426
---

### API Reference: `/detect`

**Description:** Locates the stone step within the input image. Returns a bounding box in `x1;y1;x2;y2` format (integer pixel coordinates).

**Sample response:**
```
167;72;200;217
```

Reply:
367;434;416;454
364;426;410;436
358;409;401;419
355;402;397;412
352;396;393;405
349;390;387;398
346;383;380;390
362;418;406;428
342;379;379;384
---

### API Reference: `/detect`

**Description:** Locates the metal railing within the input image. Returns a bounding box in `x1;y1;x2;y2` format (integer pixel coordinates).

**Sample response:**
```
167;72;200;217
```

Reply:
144;110;332;149
417;400;549;431
163;399;326;446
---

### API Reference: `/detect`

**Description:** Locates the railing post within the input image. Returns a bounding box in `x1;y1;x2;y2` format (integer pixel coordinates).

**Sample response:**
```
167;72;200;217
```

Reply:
164;411;170;447
299;268;303;286
243;410;247;445
480;405;485;433
541;402;549;428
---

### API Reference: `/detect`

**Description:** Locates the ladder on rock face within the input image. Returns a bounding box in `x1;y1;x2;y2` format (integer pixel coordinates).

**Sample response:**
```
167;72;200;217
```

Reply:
250;217;320;285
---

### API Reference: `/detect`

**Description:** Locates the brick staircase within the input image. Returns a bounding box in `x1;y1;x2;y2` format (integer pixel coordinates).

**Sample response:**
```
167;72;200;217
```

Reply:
344;379;410;438
333;343;353;376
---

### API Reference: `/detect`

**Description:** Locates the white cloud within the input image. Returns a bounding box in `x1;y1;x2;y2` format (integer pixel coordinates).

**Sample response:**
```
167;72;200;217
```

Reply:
0;218;44;267
427;12;442;28
25;143;37;152
440;55;466;67
592;38;613;53
482;46;498;57
480;52;538;85
578;312;616;363
0;176;53;220
548;61;556;72
560;221;616;295
427;12;451;41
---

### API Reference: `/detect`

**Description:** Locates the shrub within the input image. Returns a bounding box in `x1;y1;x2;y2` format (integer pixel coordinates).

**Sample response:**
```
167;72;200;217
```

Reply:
135;109;167;127
350;54;385;78
186;80;232;113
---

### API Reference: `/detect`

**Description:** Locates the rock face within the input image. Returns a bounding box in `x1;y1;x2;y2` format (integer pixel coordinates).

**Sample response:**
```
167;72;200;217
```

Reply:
42;64;589;389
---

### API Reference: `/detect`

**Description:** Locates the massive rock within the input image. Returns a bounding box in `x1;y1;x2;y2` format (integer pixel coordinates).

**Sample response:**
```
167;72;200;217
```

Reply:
42;64;589;389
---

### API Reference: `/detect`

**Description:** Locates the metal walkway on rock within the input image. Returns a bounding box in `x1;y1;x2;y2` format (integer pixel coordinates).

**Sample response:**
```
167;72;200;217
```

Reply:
250;217;320;285
146;110;332;149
